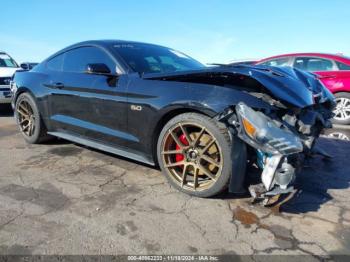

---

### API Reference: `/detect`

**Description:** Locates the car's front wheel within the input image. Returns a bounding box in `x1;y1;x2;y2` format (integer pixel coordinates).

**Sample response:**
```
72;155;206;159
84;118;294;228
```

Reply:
15;92;52;144
333;92;350;125
157;113;246;197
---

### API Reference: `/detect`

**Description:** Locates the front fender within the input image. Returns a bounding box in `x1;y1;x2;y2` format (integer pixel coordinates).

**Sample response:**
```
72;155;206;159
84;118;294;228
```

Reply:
185;83;274;114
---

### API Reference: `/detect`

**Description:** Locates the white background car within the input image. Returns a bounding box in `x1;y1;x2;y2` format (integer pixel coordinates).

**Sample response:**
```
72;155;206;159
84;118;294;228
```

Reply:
0;52;20;105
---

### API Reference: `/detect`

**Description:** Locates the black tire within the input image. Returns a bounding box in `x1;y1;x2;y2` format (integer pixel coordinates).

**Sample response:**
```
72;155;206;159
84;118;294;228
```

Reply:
157;112;246;198
332;92;350;125
15;92;52;144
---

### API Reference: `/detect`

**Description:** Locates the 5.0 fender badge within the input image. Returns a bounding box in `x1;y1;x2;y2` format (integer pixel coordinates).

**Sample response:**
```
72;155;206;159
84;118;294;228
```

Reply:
131;105;142;111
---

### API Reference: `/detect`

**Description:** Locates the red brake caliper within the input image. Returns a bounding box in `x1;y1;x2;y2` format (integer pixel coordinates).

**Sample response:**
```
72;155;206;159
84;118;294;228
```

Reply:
175;134;189;162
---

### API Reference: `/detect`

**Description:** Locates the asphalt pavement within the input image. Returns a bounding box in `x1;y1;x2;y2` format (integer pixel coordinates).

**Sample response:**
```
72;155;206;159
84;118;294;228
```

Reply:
0;105;349;258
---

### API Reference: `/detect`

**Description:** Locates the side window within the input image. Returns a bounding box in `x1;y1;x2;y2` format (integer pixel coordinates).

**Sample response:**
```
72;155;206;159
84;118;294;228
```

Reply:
294;57;307;71
63;46;115;73
335;61;350;70
260;57;290;67
159;56;187;71
47;53;64;71
144;56;162;73
142;56;187;73
294;57;334;72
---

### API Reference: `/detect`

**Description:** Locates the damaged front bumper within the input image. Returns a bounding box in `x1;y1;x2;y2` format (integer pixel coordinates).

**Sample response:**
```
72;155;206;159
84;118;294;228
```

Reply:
220;102;330;201
236;103;302;194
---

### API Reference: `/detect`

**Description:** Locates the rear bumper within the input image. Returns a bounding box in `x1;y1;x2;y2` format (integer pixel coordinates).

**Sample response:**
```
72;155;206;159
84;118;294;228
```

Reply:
0;85;12;104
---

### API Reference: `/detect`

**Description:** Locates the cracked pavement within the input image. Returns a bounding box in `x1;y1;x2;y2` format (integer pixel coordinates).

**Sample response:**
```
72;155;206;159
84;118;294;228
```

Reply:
0;106;349;257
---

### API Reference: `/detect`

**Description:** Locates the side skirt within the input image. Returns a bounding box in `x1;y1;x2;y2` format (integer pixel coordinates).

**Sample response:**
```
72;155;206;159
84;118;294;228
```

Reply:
48;131;155;166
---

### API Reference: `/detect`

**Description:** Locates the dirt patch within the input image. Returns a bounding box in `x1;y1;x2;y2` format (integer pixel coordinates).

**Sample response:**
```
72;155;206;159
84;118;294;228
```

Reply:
143;240;161;253
48;146;83;157
0;183;70;211
232;206;259;228
125;220;138;232
188;246;198;253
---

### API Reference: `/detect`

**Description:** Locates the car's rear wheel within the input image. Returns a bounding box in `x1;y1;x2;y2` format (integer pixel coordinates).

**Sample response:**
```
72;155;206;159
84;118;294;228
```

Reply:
333;92;350;125
157;113;245;197
15;93;52;144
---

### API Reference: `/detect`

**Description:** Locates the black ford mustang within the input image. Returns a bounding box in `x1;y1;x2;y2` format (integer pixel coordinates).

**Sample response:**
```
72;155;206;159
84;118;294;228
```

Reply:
11;40;335;199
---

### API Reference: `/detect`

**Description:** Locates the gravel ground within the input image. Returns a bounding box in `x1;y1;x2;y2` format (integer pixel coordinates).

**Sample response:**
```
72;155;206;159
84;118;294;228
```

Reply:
0;105;349;259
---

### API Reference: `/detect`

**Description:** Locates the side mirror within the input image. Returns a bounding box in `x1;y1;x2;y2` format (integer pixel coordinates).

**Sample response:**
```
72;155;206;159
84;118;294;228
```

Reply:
85;63;112;75
20;63;38;70
20;63;29;70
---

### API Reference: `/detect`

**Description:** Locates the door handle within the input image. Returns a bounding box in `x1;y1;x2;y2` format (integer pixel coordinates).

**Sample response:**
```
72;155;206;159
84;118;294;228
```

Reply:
53;82;65;89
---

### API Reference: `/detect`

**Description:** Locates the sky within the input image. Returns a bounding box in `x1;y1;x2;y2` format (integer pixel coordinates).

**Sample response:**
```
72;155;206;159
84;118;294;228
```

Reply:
1;0;349;64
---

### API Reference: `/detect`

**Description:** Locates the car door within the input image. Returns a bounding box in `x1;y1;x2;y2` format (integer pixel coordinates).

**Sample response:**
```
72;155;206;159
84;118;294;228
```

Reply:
46;46;129;147
331;60;350;92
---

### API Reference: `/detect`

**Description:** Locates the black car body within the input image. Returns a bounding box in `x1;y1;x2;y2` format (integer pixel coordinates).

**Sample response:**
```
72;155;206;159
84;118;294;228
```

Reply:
11;40;335;199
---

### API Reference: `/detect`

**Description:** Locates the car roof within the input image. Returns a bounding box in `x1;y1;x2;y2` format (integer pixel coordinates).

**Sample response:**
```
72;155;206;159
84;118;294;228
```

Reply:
43;39;177;73
44;39;170;63
258;53;350;64
62;39;167;51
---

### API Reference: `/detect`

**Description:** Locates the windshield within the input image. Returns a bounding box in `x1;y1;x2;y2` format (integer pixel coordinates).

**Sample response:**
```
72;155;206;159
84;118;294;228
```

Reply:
0;53;18;68
112;43;205;74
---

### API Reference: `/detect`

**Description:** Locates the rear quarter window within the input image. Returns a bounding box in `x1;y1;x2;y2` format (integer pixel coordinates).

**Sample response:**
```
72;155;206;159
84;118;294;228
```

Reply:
335;61;350;70
47;54;64;71
62;46;115;73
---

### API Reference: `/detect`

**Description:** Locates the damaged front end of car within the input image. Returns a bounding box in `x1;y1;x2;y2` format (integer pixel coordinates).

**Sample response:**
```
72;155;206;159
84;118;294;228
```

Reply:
145;64;335;202
236;103;302;193
214;67;335;204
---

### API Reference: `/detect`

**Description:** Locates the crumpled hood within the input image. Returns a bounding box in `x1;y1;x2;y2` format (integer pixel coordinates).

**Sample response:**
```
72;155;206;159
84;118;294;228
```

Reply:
0;67;20;78
143;65;334;108
242;65;334;107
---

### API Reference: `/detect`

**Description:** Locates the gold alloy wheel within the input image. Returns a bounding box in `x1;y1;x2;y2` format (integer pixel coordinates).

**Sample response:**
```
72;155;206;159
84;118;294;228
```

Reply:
17;100;36;137
161;122;223;191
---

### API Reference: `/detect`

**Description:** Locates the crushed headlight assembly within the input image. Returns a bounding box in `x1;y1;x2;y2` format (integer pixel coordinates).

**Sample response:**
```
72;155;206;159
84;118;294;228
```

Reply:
235;103;303;156
233;103;303;193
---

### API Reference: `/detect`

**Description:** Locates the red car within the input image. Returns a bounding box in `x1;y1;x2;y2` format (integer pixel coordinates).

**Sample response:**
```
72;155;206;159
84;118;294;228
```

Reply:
256;53;350;125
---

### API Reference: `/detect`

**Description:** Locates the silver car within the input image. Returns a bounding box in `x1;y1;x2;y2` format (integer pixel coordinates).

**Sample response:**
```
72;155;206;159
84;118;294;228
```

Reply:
0;52;20;104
